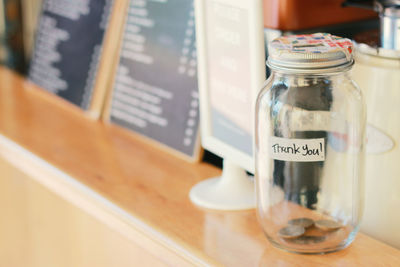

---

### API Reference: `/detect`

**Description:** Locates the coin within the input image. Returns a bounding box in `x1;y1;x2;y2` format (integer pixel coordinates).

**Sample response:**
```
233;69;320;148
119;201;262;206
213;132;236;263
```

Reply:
278;225;305;239
315;219;342;231
288;217;314;228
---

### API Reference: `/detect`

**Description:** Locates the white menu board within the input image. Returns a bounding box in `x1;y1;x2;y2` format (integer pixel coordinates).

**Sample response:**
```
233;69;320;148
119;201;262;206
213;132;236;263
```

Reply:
196;0;265;172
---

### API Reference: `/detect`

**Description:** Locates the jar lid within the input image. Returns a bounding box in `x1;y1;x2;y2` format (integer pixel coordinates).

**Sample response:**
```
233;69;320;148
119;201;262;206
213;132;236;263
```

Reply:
267;33;354;72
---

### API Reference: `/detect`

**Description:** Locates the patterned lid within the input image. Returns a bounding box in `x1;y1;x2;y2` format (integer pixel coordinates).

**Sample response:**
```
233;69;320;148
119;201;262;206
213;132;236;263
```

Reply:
267;33;354;71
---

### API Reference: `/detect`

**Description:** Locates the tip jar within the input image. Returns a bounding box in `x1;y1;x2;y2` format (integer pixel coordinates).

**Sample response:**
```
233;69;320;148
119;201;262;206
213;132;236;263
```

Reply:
255;33;366;254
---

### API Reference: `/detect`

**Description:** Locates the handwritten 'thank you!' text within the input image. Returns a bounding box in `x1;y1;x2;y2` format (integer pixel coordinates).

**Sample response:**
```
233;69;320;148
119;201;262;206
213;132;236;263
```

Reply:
269;136;325;162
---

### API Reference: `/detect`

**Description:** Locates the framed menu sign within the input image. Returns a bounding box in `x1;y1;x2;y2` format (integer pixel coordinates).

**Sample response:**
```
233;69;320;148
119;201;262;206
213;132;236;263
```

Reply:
28;0;124;118
196;0;266;173
105;0;201;161
188;0;265;210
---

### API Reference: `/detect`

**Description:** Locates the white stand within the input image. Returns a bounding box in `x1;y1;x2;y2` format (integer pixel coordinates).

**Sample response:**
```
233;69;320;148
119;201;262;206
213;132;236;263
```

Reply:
189;159;255;210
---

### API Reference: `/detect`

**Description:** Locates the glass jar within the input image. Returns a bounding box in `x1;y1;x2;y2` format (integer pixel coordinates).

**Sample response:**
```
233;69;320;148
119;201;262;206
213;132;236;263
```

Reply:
255;33;366;254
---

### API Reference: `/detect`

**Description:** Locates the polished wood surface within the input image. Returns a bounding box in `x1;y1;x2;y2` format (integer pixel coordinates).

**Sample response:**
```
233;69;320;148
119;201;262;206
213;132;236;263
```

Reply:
0;159;167;267
0;67;399;266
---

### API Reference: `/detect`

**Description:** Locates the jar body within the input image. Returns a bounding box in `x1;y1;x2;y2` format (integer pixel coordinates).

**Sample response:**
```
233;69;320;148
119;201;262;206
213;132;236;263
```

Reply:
255;70;365;254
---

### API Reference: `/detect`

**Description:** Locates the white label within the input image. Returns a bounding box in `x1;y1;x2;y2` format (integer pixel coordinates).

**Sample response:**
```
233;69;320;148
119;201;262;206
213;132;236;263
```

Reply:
269;136;325;162
366;124;394;154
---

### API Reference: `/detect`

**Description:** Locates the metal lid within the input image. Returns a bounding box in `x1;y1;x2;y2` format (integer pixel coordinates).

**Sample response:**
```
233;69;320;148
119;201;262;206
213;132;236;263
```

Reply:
267;33;354;72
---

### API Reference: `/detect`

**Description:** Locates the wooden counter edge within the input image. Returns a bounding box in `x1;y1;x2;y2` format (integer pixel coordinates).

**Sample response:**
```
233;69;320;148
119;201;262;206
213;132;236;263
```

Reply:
1;67;399;266
2;133;400;266
0;135;220;267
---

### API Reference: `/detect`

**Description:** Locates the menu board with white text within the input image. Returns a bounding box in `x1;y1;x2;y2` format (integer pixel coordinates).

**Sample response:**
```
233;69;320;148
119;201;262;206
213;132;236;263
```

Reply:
29;0;114;111
107;0;201;160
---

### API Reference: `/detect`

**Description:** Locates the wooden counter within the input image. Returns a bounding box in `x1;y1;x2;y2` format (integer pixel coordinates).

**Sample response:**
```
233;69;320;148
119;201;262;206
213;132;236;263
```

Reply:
0;67;399;266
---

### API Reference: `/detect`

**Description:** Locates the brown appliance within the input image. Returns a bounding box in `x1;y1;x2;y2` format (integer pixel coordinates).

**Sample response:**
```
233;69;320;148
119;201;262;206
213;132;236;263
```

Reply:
263;0;377;30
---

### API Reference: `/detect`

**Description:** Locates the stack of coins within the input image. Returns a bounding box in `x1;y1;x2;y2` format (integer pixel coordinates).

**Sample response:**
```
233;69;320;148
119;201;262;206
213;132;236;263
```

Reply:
278;217;342;242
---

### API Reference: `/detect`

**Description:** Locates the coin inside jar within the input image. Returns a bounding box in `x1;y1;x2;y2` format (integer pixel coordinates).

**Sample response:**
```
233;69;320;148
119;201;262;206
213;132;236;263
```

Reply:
288;217;314;228
315;219;342;231
278;225;305;239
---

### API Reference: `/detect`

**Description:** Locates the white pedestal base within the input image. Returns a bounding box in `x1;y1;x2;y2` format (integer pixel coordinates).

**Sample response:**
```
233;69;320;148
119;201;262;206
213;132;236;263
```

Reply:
189;159;255;210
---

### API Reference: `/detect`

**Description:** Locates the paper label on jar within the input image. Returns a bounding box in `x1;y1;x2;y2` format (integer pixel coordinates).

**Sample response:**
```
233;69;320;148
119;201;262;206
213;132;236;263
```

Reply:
269;136;325;162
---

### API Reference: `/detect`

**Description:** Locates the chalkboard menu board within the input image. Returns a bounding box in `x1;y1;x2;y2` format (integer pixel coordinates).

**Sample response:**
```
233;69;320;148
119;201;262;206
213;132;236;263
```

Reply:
106;0;201;161
28;0;114;112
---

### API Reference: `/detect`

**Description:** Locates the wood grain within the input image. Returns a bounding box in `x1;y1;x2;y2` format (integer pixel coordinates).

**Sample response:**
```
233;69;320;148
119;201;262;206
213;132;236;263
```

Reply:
0;158;170;267
0;67;399;266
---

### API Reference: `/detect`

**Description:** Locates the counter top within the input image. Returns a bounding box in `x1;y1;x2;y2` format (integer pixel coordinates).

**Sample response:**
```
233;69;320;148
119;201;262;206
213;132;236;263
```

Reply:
0;67;399;266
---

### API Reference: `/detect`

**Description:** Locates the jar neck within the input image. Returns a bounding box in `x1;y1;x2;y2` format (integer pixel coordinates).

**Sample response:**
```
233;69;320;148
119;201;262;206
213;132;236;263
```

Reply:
270;70;350;87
